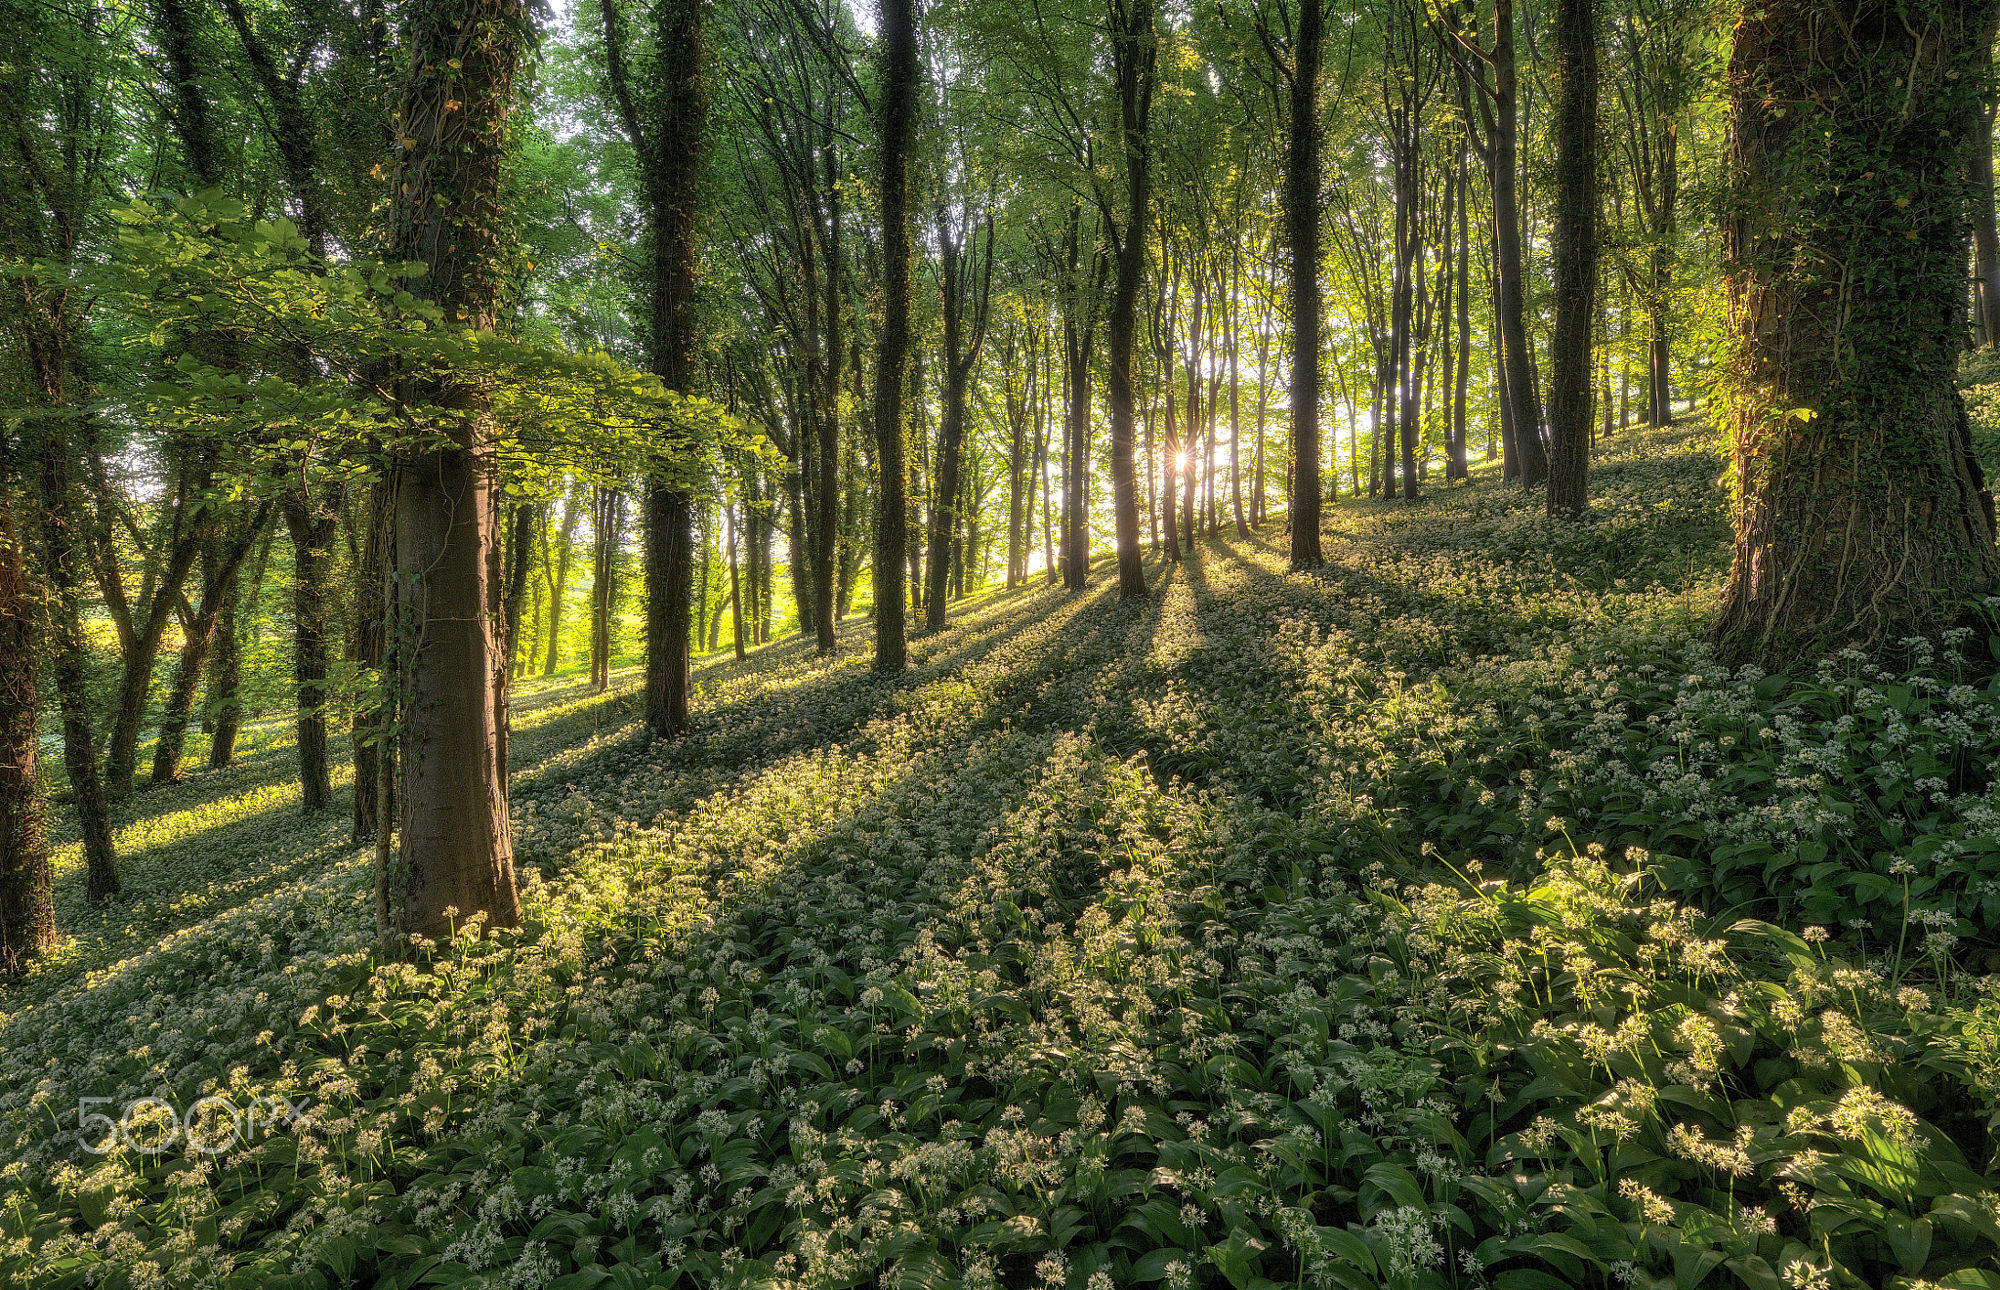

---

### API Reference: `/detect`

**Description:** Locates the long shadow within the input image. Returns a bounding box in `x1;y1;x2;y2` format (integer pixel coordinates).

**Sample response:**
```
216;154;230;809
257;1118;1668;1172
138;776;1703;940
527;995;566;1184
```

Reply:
510;570;1159;874
16;561;1158;1014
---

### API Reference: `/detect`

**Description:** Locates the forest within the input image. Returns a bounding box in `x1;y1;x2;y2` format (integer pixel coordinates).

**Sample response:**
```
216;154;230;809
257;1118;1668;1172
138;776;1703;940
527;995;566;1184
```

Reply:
7;0;2000;1285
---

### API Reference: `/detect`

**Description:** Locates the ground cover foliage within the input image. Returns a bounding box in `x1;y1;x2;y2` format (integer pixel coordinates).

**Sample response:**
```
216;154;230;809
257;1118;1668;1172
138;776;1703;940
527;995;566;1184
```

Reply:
4;420;2000;1290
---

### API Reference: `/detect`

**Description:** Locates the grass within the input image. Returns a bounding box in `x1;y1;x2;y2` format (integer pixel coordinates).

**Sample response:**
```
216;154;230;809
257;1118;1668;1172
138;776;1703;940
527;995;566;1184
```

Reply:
4;419;2000;1290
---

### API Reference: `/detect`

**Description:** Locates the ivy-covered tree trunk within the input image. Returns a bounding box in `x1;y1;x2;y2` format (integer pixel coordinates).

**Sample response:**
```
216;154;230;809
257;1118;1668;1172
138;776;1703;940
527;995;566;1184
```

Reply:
0;514;53;974
386;0;530;940
1717;0;2000;655
1544;0;1598;518
1287;0;1325;568
7;272;119;900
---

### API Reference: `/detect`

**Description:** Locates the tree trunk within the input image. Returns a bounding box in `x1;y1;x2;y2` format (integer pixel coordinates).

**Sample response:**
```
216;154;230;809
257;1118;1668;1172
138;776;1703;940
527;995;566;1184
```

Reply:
1039;337;1057;581
1253;284;1271;525
150;509;267;787
1488;0;1547;487
282;495;335;813
1716;0;2000;656
1451;135;1472;480
1230;259;1248;536
926;215;991;629
0;515;53;974
1108;0;1154;600
206;551;247;768
1545;0;1598;517
1063;323;1092;589
1971;89;2000;346
1182;277;1202;551
925;373;968;630
872;0;916;670
591;486;621;690
100;506;203;801
1160;270;1184;560
1287;0;1325;567
386;0;530;940
727;506;747;660
503;502;537;678
14;287;118;901
615;0;708;737
353;479;391;842
1005;343;1027;587
542;491;580;675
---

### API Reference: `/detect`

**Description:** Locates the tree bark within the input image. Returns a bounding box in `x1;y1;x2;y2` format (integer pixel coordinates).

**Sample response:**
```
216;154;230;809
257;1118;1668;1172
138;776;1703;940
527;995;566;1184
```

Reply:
1063;323;1093;589
926;214;993;629
386;0;530;940
1716;0;2000;655
1005;339;1028;587
590;485;622;690
206;547;248;768
1452;136;1472;480
1545;0;1598;517
541;490;581;675
150;507;268;786
872;0;916;671
1287;0;1325;567
282;495;335;813
1972;94;2000;346
503;502;537;679
0;514;53;974
353;479;392;841
1479;0;1548;485
603;0;708;735
1108;0;1154;599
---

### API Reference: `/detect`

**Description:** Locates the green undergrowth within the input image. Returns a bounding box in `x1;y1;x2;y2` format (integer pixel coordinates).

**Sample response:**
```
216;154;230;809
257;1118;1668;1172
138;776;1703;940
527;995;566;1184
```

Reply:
5;421;2000;1290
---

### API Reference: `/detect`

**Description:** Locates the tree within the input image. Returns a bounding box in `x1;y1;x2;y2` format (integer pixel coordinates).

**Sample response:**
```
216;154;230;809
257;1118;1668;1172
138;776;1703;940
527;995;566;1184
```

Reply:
386;0;532;939
1716;0;1999;655
148;508;269;786
602;0;709;736
1285;0;1325;568
873;0;918;672
1447;0;1548;488
1544;0;1598;517
925;207;995;630
0;1;121;901
1106;0;1156;598
0;513;52;974
590;484;625;690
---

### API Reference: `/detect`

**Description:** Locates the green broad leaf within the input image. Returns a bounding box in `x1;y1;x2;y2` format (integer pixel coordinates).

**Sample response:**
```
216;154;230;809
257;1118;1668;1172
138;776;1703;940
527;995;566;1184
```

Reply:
1359;1162;1426;1214
548;1270;611;1290
1880;1216;1932;1274
1494;1273;1581;1290
1935;1272;2000;1290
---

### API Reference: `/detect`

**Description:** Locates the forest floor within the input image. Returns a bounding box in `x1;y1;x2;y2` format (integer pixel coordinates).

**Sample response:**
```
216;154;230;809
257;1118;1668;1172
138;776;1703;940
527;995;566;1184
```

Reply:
6;418;2000;1290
